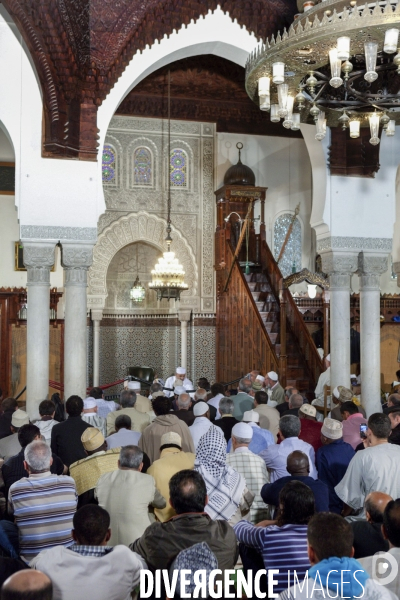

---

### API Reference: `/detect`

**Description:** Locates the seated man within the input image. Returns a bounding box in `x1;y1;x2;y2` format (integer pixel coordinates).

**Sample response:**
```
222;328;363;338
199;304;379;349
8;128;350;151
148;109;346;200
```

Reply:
0;397;18;440
105;414;141;448
259;415;317;483
164;366;194;399
189;402;213;450
261;451;329;513
3;423;65;502
340;401;368;449
123;380;152;413
226;423;269;523
174;392;195;427
95;445;165;546
106;389;150;436
351;492;391;559
215;397;238;442
1;571;53;600
282;393;303;417
316;418;354;514
81;398;107;437
282;512;396;600
51;395;93;467
195;388;217;421
207;383;225;420
276;388;298;416
147;432;195;522
8;440;77;563
265;371;285;405
35;400;58;445
0;409;30;461
30;505;146;600
359;498;400;597
131;469;237;572
227;411;274;454
253;390;280;441
89;386;119;418
233;378;254;421
139;396;195;463
298;404;322;452
69;428;119;508
388;406;400;445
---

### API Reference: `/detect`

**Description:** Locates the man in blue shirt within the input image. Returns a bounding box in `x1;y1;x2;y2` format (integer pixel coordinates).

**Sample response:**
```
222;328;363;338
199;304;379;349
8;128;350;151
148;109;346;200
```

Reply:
316;417;355;514
226;410;274;454
261;450;329;513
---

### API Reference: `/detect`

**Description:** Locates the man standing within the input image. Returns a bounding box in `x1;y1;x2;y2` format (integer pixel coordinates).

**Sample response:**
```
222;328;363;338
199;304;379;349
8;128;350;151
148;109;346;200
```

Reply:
8;440;77;563
106;389;150;436
233;378;254;420
340;401;368;449
335;413;400;517
265;371;285;405
253;391;280;441
95;445;166;546
147;432;195;522
51;396;93;467
298;404;322;452
312;354;330;407
81;398;107;437
189;402;213;450
316;418;354;514
105;415;141;449
164;367;193;398
226;423;269;523
259;415;317;482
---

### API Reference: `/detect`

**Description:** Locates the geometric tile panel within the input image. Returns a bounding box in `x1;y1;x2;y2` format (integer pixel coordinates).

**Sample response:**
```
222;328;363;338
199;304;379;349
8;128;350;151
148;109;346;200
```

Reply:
190;325;216;385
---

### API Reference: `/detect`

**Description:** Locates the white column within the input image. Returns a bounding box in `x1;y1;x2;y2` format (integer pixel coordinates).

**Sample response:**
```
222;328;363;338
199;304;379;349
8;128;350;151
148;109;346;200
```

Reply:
62;244;94;400
178;310;192;370
359;253;388;416
91;309;103;387
321;252;358;391
23;242;55;420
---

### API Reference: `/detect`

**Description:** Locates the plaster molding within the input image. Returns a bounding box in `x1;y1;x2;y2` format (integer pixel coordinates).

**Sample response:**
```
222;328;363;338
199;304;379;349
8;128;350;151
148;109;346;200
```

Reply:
23;243;56;287
178;309;192;323
358;253;389;275
21;225;97;242
321;251;358;291
317;236;392;253
91;309;104;321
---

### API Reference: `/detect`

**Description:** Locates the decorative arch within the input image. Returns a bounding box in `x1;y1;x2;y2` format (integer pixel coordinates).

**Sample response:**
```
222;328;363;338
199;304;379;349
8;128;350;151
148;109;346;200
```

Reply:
88;211;198;306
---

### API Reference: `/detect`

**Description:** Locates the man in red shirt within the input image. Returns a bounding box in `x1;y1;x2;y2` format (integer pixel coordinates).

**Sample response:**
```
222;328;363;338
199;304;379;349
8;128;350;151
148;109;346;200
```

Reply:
298;404;323;452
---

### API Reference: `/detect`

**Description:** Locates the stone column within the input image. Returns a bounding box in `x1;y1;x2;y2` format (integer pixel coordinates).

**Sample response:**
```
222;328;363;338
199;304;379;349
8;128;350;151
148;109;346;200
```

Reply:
91;309;103;387
358;253;388;416
23;242;56;420
62;244;93;400
178;310;192;370
321;252;358;391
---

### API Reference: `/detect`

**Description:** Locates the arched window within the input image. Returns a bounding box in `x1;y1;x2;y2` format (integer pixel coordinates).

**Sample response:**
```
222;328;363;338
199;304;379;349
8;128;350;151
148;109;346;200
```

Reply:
133;147;153;186
102;144;117;185
170;149;188;188
274;213;302;278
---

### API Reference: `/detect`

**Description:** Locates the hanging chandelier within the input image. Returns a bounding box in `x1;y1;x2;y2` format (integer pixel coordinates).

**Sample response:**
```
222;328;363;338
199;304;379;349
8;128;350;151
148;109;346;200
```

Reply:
130;245;146;303
148;70;189;302
245;0;400;145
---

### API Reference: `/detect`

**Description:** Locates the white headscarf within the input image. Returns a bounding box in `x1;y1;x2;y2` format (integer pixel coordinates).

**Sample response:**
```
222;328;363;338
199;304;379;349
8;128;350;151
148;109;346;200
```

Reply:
194;426;245;521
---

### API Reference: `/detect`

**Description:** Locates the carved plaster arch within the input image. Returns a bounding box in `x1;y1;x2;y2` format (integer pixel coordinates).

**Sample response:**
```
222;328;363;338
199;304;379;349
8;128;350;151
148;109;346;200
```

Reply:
88;211;198;308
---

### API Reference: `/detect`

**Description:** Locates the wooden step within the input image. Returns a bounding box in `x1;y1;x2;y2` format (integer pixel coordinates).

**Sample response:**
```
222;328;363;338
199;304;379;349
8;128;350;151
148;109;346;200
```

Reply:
268;332;278;344
255;301;265;311
251;292;261;302
248;283;257;292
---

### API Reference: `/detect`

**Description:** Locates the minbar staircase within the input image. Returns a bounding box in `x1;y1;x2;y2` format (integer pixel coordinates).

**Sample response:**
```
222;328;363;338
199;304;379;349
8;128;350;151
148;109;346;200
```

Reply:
216;225;323;396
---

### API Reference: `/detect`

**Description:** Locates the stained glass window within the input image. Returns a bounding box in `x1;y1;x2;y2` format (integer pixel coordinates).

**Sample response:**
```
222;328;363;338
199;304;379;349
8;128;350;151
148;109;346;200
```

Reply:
274;213;302;278
134;147;152;186
170;149;188;188
102;144;116;185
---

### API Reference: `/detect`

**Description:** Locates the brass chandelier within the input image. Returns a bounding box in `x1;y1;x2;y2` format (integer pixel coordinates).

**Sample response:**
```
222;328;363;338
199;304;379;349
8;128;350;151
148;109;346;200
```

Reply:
245;0;400;144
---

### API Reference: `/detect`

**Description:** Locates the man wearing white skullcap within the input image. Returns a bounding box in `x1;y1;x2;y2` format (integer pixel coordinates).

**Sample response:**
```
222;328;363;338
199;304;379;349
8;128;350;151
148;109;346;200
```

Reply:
81;397;107;437
265;371;285;405
226;423;269;523
312;354;331;410
164;367;194;399
124;380;152;414
189;402;214;450
228;411;274;456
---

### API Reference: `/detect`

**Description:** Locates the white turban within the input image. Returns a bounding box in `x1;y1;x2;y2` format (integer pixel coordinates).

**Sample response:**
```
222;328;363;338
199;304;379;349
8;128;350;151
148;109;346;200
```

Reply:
232;423;253;440
176;367;186;375
267;371;278;381
193;402;209;416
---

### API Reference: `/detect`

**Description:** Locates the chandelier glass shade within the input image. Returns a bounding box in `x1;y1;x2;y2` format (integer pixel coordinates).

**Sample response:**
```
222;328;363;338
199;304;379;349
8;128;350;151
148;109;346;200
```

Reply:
130;275;146;303
246;0;400;144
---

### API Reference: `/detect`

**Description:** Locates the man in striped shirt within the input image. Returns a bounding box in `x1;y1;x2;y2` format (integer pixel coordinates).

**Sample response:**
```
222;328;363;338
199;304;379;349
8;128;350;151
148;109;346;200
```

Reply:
8;439;77;563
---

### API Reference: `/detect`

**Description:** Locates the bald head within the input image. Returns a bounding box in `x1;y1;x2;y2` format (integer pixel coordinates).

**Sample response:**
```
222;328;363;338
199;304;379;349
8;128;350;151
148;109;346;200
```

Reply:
365;492;393;524
289;394;303;409
287;451;310;476
2;570;52;600
388;394;400;408
177;393;191;409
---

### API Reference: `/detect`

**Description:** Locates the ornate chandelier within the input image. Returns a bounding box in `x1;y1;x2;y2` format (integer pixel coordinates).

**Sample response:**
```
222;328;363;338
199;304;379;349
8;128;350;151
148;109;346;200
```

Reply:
245;0;400;145
149;70;189;302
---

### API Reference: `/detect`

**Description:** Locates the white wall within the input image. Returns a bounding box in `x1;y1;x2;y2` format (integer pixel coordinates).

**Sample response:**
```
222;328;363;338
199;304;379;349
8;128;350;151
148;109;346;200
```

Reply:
216;132;313;270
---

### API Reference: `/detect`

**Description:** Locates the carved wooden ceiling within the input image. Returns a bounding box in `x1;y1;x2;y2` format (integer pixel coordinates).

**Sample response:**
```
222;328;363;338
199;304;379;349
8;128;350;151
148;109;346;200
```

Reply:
3;0;297;160
116;55;301;138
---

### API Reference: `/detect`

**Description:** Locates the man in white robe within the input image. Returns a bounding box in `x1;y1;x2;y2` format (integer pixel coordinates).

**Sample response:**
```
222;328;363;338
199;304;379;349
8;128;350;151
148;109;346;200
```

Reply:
312;354;330;407
164;367;194;398
335;413;400;517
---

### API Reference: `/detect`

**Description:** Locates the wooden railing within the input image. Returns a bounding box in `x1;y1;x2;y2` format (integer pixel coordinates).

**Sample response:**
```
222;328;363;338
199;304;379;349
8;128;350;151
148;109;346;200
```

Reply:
216;237;279;383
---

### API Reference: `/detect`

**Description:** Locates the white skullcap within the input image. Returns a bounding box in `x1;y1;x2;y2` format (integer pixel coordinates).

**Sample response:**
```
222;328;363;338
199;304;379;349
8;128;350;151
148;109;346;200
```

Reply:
267;371;278;381
326;354;331;362
243;410;260;423
350;374;356;379
299;404;316;417
256;375;265;383
83;397;97;410
232;422;253;440
321;417;343;440
176;367;186;375
174;386;186;395
333;386;340;399
127;381;141;390
193;401;209;417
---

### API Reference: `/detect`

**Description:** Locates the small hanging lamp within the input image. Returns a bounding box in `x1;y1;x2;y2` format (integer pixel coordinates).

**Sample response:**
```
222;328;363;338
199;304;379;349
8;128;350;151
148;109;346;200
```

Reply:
130;244;146;303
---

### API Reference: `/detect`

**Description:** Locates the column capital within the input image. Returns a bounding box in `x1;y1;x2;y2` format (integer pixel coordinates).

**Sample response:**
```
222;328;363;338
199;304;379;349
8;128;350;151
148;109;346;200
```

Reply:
91;309;103;322
23;242;56;286
320;251;358;291
62;243;94;287
178;309;192;323
358;252;388;290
